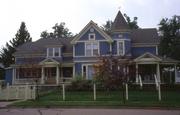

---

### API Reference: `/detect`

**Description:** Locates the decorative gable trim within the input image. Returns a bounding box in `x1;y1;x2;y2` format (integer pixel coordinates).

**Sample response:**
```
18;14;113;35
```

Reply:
39;58;60;65
134;52;162;62
71;20;113;44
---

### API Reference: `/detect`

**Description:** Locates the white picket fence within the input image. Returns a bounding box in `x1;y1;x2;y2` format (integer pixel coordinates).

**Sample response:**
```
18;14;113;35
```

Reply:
0;83;36;101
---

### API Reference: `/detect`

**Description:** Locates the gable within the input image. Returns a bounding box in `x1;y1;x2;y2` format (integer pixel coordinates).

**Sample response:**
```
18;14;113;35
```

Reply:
71;21;113;44
134;52;161;62
39;58;60;65
78;27;106;41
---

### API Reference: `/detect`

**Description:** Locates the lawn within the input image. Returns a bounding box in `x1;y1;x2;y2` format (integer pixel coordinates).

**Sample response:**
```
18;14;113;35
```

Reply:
11;90;180;108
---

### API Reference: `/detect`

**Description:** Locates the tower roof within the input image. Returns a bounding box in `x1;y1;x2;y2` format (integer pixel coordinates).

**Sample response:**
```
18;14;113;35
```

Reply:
112;11;129;31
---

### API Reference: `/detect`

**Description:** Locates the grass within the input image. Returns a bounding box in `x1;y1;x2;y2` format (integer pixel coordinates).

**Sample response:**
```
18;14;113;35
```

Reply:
10;90;180;108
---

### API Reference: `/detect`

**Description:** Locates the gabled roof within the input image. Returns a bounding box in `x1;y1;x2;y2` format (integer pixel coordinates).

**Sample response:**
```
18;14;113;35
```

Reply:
134;52;162;62
14;38;73;56
112;11;129;31
71;20;113;44
39;58;60;65
131;28;160;44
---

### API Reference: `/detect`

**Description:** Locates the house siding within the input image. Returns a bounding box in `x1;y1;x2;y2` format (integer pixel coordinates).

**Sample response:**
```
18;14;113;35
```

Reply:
99;41;110;55
5;68;13;85
112;33;130;39
75;63;82;75
79;27;106;41
112;41;117;55
75;42;85;56
125;40;131;56
132;46;156;57
16;57;45;64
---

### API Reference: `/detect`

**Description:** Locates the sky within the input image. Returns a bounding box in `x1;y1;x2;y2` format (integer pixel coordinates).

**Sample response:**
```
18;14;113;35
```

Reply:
0;0;180;48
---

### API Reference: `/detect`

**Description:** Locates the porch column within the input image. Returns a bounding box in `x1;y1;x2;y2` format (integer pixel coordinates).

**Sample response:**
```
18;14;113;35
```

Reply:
135;64;139;83
12;67;16;85
56;66;59;85
174;64;177;83
156;63;161;83
41;67;45;84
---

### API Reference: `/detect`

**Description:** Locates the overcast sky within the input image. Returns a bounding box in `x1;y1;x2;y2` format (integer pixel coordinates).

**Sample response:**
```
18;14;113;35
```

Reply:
0;0;180;48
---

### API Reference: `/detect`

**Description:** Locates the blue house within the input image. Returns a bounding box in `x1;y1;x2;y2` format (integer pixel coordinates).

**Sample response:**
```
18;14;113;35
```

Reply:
7;11;180;85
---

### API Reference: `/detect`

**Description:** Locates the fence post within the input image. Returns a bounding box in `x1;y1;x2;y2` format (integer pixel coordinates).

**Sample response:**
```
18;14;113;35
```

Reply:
25;83;29;100
6;83;10;101
16;86;19;99
93;83;96;101
158;83;161;101
33;85;36;100
62;83;65;101
125;83;128;101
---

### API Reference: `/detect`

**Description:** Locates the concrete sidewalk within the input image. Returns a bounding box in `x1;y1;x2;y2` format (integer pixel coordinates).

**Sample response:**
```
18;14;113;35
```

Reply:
0;108;179;115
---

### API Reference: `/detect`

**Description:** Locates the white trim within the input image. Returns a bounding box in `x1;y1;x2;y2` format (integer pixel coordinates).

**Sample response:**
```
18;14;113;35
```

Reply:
113;38;131;41
156;45;158;55
88;33;95;40
47;48;61;58
110;43;112;52
74;60;98;63
71;20;113;44
117;40;125;56
81;64;94;80
85;42;99;56
73;45;75;57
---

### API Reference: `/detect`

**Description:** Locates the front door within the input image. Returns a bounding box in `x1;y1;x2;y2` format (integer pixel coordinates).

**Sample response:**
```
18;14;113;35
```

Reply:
45;67;56;84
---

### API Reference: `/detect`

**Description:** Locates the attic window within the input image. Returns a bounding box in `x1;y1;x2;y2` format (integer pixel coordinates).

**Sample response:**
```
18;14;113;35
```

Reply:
47;48;61;57
118;34;123;38
89;33;95;40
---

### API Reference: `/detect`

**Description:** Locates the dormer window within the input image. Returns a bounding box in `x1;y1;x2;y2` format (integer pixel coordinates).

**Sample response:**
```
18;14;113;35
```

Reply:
89;33;95;40
47;48;61;57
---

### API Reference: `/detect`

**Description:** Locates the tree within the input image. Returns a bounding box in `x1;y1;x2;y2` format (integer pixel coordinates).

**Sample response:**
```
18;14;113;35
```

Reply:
40;30;49;39
101;20;113;35
40;22;73;39
158;16;180;60
0;22;32;67
124;13;139;29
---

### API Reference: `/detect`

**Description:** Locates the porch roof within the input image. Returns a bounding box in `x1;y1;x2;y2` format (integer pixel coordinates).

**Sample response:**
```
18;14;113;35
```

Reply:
134;52;179;64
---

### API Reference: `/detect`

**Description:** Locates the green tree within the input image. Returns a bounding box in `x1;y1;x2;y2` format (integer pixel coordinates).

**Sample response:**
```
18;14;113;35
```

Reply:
40;22;73;39
40;30;49;39
124;13;139;29
101;20;113;35
158;16;180;60
0;22;32;67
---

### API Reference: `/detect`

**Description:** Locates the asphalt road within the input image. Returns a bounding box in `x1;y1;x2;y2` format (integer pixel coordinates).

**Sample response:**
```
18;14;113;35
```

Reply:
0;108;180;115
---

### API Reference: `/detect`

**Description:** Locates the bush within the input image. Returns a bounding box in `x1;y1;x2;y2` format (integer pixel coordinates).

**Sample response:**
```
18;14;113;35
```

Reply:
67;75;93;91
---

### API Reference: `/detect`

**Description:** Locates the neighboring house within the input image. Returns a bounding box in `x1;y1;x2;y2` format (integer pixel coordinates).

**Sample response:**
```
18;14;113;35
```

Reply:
6;11;180;85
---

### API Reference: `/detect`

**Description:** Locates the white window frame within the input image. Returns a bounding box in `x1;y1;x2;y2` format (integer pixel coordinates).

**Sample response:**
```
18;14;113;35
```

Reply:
81;64;94;80
88;33;95;40
85;42;99;56
47;48;61;57
117;40;125;56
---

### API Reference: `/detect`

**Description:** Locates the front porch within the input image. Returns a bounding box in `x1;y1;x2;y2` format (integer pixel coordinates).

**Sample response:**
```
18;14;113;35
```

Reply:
12;58;74;85
134;52;180;85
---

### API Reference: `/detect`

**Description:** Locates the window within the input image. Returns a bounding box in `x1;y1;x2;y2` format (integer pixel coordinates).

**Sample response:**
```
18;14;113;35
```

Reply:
86;43;92;56
89;33;95;40
47;48;61;57
54;48;60;57
118;41;124;56
48;48;53;57
85;42;98;56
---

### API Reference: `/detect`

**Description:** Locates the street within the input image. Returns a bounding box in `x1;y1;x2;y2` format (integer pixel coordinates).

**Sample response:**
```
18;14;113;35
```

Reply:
0;108;179;115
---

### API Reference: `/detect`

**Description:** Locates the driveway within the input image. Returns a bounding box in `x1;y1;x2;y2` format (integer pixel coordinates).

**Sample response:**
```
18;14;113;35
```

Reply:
0;108;180;115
